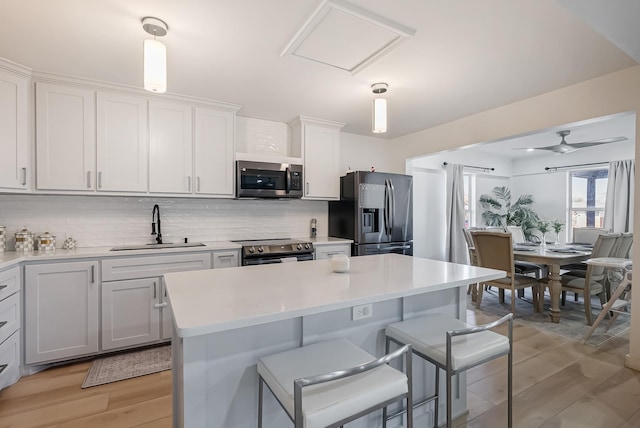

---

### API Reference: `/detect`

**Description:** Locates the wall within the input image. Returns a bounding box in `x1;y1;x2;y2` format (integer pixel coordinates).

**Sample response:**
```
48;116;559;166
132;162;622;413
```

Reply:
340;132;399;174
391;64;640;371
0;195;326;249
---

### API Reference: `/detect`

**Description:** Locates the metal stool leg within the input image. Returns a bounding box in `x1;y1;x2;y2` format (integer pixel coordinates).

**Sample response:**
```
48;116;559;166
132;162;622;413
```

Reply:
433;367;439;428
508;318;513;428
258;376;264;428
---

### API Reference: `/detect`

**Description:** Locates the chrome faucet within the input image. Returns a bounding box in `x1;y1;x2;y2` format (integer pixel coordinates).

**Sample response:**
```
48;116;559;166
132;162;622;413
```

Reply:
151;204;162;244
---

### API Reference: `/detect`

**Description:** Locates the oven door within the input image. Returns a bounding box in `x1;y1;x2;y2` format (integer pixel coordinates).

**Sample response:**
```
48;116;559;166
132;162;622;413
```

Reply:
243;253;314;266
237;161;303;198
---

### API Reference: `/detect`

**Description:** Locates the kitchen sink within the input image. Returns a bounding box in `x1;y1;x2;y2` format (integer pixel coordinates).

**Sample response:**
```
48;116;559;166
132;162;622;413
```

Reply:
110;242;206;251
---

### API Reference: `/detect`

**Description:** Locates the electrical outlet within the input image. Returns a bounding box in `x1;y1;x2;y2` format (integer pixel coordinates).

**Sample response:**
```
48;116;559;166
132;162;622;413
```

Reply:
352;303;373;321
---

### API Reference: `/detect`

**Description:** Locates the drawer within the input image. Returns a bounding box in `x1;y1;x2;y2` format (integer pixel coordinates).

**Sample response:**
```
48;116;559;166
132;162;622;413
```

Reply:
102;253;212;281
314;244;351;260
0;293;20;345
0;266;19;302
0;331;20;390
212;250;240;269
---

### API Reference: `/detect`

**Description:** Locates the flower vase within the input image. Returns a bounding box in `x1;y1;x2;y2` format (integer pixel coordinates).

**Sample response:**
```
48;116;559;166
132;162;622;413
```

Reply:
541;234;546;247
555;232;561;247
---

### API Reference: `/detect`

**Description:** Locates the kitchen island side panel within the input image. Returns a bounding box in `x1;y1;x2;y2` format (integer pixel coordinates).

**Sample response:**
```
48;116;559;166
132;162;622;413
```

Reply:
174;286;465;428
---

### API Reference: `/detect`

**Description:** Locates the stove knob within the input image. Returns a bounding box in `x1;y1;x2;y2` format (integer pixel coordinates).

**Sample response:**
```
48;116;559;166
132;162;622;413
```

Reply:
248;247;255;253
258;246;264;253
304;243;310;249
297;244;302;250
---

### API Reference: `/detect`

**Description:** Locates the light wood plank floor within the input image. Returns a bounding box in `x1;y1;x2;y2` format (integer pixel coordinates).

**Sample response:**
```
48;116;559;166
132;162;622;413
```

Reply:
0;306;637;428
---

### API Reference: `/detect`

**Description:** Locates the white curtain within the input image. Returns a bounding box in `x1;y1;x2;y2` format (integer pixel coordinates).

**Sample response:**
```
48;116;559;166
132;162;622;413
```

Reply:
604;160;635;233
445;163;467;263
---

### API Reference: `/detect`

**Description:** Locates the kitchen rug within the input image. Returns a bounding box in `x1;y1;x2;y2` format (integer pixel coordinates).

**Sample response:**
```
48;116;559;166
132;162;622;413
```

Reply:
469;288;630;347
81;345;171;388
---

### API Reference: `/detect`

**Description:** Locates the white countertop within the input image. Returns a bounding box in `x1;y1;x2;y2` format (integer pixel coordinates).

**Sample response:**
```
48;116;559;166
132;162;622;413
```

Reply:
0;237;352;270
164;254;505;338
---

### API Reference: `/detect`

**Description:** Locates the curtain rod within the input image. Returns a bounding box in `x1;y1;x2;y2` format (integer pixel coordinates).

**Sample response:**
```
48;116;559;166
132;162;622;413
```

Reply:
442;162;495;172
544;161;609;172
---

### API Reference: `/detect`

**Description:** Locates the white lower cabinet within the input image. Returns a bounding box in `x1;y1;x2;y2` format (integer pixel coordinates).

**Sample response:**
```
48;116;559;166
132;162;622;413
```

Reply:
314;243;351;259
101;278;161;350
25;261;99;364
0;266;21;390
212;250;240;269
100;253;212;350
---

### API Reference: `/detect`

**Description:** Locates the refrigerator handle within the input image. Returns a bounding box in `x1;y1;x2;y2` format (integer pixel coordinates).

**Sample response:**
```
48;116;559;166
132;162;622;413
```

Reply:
383;179;389;236
389;179;396;233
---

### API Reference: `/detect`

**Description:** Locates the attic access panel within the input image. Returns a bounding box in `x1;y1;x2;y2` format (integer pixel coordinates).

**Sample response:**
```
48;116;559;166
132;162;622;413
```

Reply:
282;0;415;74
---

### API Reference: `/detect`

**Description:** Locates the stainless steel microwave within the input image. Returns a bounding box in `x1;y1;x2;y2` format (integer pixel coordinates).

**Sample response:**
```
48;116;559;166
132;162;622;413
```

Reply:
236;160;303;199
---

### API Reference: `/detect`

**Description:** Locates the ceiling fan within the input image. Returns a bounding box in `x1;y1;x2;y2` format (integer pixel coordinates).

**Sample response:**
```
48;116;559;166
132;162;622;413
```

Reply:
520;130;628;154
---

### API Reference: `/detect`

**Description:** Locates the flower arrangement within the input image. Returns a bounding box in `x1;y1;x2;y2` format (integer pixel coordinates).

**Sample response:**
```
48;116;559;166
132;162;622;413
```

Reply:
551;220;565;245
537;220;550;245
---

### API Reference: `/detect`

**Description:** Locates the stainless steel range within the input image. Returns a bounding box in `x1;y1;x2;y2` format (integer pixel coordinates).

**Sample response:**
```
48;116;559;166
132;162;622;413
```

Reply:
233;239;314;266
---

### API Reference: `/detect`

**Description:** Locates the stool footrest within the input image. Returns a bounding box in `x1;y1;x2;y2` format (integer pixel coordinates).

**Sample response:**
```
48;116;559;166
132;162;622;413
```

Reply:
384;394;437;421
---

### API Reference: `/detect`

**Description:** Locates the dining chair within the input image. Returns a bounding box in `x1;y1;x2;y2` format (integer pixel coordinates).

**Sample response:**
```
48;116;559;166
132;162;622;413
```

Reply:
471;231;542;316
506;226;543;297
571;227;608;245
463;228;484;300
561;233;620;325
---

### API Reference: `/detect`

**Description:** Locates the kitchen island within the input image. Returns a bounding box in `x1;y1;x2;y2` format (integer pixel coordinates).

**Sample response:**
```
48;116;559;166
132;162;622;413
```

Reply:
165;254;505;428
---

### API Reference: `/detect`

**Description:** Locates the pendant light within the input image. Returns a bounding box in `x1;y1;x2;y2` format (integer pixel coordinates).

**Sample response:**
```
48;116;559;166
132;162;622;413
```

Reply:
371;83;388;133
142;17;168;93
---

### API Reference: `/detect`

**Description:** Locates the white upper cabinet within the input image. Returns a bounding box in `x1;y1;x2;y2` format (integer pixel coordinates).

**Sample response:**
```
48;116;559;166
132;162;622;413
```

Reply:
0;69;28;190
194;107;235;196
149;101;193;193
291;116;344;200
36;83;96;191
96;92;148;192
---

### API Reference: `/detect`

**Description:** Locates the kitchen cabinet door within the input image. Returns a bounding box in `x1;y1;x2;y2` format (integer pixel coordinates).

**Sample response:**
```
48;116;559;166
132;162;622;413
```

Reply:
212;250;240;268
97;92;148;192
149;100;193;193
101;277;160;350
25;261;99;364
314;243;351;259
291;117;343;200
194;107;235;196
160;278;172;340
36;83;96;191
0;69;28;190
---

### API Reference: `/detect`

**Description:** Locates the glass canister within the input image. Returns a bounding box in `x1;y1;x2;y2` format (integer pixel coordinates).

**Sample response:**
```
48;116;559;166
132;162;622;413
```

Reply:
37;231;56;251
0;226;5;253
15;227;35;252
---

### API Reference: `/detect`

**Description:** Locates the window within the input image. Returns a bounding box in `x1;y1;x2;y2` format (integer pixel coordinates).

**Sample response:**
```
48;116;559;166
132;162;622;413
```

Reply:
463;174;475;228
569;168;608;231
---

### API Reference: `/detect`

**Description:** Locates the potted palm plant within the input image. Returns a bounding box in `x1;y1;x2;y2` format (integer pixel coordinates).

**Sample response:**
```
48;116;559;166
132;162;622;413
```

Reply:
479;186;540;241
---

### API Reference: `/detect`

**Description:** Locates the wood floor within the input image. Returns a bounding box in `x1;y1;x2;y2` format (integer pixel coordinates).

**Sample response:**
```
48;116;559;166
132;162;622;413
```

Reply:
0;306;637;428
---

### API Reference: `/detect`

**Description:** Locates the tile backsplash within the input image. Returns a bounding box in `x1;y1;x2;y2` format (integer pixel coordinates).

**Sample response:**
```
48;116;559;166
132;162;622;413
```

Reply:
0;195;328;250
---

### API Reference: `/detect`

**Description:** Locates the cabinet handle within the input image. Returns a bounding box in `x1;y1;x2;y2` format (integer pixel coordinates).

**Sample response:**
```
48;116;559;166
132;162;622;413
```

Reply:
327;252;343;256
87;171;92;189
0;364;7;374
0;321;6;329
305;182;309;195
197;176;201;192
187;176;192;192
98;171;102;189
153;281;157;299
21;167;27;186
154;302;168;308
218;254;234;259
0;285;7;291
90;265;95;283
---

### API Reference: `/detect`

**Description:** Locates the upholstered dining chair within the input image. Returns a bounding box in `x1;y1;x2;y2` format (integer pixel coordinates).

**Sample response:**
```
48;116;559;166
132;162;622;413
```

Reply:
471;231;542;316
572;227;608;245
561;233;620;325
506;226;543;297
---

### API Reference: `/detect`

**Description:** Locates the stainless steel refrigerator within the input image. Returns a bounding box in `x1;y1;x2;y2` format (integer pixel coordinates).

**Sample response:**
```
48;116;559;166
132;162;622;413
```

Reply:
329;171;413;256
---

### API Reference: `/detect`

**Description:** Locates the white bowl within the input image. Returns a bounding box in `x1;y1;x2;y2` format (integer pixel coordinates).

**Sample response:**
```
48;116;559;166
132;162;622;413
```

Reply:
330;254;350;273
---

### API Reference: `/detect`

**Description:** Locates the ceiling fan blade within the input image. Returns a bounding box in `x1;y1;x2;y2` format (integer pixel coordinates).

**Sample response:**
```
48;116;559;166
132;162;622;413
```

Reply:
571;136;628;145
527;143;576;153
568;141;611;149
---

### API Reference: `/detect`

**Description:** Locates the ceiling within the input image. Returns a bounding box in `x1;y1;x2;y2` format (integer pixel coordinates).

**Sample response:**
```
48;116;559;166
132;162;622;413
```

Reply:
0;0;638;139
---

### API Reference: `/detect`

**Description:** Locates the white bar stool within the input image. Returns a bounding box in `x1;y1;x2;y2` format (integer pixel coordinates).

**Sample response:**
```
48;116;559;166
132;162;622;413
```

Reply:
385;313;513;428
257;338;413;428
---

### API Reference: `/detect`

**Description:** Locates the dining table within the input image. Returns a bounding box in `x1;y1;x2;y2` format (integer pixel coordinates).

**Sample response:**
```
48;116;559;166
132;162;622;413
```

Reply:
513;245;592;323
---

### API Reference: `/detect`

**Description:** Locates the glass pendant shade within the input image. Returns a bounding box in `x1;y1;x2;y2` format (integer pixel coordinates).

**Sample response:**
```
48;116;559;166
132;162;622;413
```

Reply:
372;97;387;133
144;39;167;93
